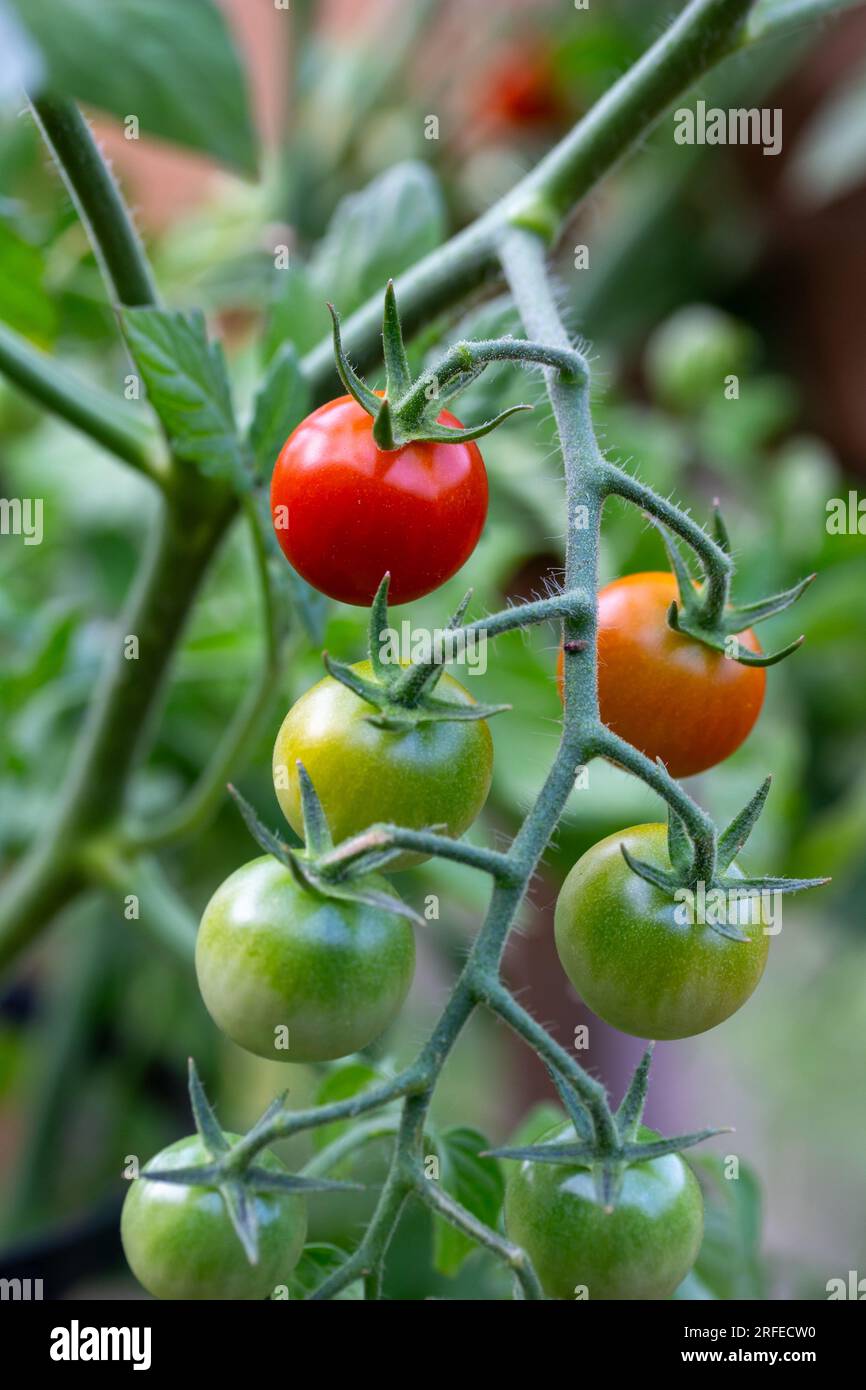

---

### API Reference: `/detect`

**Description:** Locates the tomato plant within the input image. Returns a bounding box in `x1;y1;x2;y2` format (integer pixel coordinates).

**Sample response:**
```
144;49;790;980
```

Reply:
196;855;415;1062
272;660;493;866
559;570;766;777
270;394;488;606
121;1135;306;1301
554;823;770;1040
504;1123;704;1300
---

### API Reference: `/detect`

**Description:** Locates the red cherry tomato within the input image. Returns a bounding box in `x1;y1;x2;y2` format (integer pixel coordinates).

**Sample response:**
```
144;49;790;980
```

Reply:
270;395;488;606
558;571;766;777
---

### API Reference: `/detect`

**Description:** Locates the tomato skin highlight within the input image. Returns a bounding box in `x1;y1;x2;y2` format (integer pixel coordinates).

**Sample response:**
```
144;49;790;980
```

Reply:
272;662;493;869
196;856;415;1062
120;1134;306;1300
270;394;488;606
554;823;770;1040
558;570;766;777
505;1123;704;1300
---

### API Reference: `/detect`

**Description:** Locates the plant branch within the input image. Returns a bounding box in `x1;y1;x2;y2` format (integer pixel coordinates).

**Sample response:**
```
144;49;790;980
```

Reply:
29;96;159;308
594;727;718;884
414;1179;544;1300
0;322;165;484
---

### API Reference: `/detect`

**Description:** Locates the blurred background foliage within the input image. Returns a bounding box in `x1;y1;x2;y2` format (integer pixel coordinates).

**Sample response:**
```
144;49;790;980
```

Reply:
1;0;865;1300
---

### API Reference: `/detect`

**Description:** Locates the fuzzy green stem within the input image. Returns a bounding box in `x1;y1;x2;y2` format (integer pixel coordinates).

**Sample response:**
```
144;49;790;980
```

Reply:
29;96;159;308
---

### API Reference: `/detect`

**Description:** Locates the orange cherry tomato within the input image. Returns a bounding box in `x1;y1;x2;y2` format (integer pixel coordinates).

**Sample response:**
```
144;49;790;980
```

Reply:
558;571;765;777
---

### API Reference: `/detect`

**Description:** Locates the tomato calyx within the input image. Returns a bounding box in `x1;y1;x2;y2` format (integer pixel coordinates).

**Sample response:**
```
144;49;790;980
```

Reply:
228;768;425;923
323;574;510;733
137;1061;360;1264
329;280;532;451
489;1046;725;1209
620;789;829;943
655;505;815;668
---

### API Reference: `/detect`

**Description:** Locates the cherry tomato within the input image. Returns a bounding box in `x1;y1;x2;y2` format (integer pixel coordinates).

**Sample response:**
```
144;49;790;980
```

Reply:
121;1134;306;1300
554;823;770;1040
272;661;493;868
196;856;415;1062
558;571;765;776
270;394;488;606
505;1122;704;1300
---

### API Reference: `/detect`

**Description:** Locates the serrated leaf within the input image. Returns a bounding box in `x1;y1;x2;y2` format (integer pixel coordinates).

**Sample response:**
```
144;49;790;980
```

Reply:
247;342;309;483
432;1127;504;1279
310;162;446;315
16;0;257;176
123;307;243;483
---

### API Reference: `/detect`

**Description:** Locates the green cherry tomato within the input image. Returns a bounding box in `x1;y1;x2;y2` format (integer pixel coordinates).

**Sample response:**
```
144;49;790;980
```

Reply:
272;661;493;868
505;1123;704;1300
554;824;770;1040
121;1135;306;1301
196;856;415;1062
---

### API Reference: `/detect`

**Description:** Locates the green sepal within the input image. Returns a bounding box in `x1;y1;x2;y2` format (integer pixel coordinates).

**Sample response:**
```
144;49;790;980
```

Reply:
322;652;389;708
404;402;532;446
721;573;816;632
669;602;805;667
365;697;510;730
486;1141;598;1165
711;499;732;554
228;783;300;866
368;574;397;684
240;1169;364;1196
381;280;411;398
139;1163;224;1188
327;303;381;417
620;1127;730;1162
220;1179;259;1263
615;1045;654;1142
620;841;678;894
717;777;771;872
188;1058;229;1159
544;1063;593;1142
716;874;830;894
665;799;692;879
296;761;333;855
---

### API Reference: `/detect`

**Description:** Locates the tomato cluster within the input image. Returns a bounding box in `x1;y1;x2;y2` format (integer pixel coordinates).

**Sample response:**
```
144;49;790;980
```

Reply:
123;379;784;1301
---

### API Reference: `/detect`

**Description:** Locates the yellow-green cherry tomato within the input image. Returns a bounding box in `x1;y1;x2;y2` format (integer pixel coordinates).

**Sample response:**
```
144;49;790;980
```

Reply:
121;1135;306;1301
272;661;493;868
505;1124;704;1300
196;856;415;1062
554;823;770;1040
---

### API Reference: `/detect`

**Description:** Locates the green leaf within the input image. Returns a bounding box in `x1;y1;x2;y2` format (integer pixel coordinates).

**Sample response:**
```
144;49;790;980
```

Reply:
687;1153;768;1300
432;1127;505;1279
310;161;446;314
264;265;330;364
247;343;309;483
0;219;56;344
122;307;243;483
312;1061;386;1153
286;1244;364;1301
14;0;257;177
